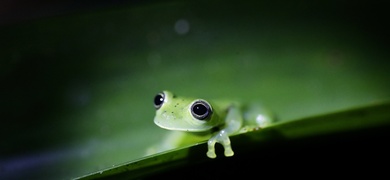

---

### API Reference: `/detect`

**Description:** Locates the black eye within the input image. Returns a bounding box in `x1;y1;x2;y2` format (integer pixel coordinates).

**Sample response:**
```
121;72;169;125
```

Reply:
154;92;165;109
191;100;212;120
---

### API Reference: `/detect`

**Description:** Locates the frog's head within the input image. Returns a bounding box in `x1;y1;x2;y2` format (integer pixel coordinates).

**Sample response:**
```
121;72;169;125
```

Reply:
153;91;222;132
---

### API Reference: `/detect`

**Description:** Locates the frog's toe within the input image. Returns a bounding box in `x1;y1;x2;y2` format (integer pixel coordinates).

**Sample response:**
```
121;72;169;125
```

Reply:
207;151;217;158
224;148;234;157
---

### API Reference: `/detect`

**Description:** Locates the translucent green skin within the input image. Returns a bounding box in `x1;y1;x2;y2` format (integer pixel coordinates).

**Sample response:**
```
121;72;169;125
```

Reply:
153;90;274;158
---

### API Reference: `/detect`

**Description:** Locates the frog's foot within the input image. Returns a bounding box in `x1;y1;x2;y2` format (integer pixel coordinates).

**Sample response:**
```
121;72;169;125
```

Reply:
206;150;216;158
255;114;272;128
207;130;234;158
244;103;275;129
223;144;234;157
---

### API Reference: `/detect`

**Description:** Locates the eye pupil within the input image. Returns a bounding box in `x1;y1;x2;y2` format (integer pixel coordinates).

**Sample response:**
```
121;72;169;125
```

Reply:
154;93;165;109
193;104;208;116
191;100;212;120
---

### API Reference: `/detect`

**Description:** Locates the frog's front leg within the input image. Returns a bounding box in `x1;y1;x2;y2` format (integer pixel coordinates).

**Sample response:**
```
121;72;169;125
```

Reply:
207;129;234;158
207;105;243;158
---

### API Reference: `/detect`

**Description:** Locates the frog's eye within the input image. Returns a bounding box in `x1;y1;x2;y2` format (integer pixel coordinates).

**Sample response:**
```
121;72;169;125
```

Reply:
191;100;212;120
154;92;165;109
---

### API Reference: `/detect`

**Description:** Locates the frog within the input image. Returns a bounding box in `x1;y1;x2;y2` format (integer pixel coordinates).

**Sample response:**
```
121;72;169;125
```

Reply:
151;90;274;158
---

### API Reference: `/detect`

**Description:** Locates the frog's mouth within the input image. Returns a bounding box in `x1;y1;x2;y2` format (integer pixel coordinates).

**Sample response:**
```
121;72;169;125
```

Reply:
154;116;214;132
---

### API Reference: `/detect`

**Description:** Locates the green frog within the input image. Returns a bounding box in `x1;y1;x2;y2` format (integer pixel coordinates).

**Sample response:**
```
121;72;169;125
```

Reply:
151;90;274;158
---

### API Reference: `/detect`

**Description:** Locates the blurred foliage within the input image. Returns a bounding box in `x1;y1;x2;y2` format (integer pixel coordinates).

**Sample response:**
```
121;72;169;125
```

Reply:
0;0;389;179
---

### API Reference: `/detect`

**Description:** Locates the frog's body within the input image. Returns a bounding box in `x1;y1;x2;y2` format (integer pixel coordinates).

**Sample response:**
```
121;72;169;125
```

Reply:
150;90;274;158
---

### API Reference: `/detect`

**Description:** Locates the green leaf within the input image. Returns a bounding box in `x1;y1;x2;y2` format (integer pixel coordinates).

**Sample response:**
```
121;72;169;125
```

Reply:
76;101;390;179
